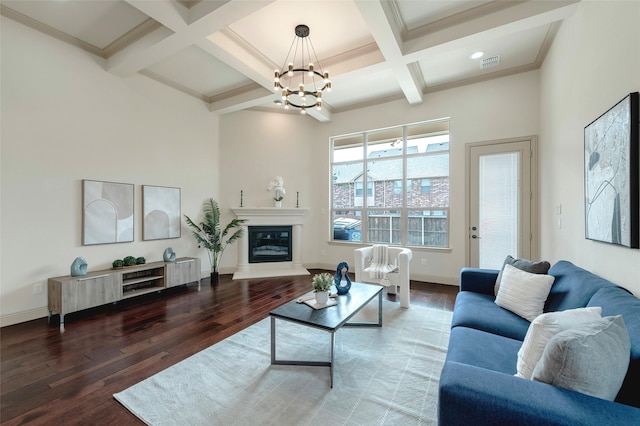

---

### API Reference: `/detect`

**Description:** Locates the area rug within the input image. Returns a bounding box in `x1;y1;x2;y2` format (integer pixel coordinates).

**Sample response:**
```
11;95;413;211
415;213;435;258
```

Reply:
113;300;452;425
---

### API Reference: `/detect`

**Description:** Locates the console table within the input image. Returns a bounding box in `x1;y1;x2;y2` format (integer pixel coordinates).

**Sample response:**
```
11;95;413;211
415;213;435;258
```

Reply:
48;257;200;326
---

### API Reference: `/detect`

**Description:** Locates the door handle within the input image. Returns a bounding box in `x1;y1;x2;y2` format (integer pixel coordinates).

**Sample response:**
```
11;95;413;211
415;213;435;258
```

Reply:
471;234;481;239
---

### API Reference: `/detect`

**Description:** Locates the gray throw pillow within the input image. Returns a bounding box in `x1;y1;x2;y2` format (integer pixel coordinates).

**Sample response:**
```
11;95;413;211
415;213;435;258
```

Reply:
531;315;630;401
494;255;551;295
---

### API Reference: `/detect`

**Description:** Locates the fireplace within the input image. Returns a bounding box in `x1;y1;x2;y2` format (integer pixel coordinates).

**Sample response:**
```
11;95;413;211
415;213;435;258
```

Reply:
248;226;292;263
231;207;309;279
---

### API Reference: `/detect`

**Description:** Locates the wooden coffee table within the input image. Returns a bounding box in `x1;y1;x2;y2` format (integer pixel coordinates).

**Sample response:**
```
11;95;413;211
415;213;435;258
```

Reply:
269;282;383;388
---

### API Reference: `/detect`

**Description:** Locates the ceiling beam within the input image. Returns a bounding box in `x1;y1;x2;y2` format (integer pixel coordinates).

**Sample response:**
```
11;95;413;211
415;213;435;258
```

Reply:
355;0;423;105
109;0;274;77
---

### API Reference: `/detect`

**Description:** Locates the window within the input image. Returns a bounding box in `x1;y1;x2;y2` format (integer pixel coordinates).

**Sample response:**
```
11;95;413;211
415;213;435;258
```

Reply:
331;120;450;247
421;178;432;193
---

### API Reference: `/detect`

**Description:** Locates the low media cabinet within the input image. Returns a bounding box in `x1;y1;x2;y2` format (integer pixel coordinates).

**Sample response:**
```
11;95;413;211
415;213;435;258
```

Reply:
48;257;201;325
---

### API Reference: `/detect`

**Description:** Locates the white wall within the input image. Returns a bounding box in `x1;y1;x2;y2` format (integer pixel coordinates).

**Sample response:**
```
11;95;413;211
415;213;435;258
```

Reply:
0;18;219;326
220;71;540;284
539;0;640;295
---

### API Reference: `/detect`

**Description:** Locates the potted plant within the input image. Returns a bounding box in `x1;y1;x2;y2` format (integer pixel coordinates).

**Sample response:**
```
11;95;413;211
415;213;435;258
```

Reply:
267;176;285;207
184;198;247;285
312;272;333;304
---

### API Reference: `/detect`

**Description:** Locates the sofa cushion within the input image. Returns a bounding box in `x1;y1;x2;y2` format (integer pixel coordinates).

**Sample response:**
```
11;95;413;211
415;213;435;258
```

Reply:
445;326;521;374
532;315;630;401
495;255;551;295
517;307;602;379
545;261;615;312
452;291;531;341
588;286;640;407
495;264;555;322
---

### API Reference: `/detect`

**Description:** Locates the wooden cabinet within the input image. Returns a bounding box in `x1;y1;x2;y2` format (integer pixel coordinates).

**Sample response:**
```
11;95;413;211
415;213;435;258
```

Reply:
166;257;201;288
48;257;201;325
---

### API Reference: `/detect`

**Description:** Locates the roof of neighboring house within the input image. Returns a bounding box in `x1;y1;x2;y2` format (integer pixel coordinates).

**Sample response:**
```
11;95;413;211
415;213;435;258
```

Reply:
333;151;449;184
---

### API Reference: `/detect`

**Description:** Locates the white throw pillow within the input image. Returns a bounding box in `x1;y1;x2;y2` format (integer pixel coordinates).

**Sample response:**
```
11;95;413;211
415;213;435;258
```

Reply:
516;307;602;379
495;264;555;322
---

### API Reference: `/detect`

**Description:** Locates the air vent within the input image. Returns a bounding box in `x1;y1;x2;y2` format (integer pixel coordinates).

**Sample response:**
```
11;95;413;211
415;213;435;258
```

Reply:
480;55;501;69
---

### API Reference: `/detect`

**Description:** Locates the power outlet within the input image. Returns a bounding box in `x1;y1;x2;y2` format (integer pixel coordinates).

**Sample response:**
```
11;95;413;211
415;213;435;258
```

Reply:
33;282;44;295
421;258;427;266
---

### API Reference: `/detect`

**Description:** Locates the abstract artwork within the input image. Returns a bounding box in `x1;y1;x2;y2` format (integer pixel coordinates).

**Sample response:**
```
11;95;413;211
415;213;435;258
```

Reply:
584;92;639;248
83;180;134;245
142;185;181;241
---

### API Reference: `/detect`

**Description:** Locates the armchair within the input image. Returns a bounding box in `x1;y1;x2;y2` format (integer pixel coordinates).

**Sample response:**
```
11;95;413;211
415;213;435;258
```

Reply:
354;246;412;308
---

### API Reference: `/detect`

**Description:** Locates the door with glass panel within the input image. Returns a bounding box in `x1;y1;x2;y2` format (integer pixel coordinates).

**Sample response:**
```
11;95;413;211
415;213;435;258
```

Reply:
468;138;536;268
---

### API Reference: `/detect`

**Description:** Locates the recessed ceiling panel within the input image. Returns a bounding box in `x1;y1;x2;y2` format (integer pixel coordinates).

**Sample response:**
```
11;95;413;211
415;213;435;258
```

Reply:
396;0;494;31
418;24;550;88
2;0;151;49
327;68;402;109
145;45;253;97
227;0;375;70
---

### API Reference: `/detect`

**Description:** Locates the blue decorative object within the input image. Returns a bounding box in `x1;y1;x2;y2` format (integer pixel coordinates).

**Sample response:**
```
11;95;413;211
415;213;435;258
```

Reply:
163;247;176;262
70;257;88;276
334;261;352;295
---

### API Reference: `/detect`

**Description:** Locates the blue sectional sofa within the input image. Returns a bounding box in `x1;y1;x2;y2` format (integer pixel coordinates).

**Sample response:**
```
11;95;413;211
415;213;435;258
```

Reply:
438;260;640;425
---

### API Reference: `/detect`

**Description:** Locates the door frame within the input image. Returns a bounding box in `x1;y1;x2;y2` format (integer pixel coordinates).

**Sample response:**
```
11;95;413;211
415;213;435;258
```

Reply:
465;135;540;267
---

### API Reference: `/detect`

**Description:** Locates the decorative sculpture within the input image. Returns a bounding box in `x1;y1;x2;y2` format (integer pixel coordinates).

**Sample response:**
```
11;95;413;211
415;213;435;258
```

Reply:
163;247;176;262
334;261;352;295
70;257;88;276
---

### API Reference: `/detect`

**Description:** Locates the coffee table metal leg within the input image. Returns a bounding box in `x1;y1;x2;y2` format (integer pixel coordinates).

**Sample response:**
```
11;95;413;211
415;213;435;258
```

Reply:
330;331;335;388
271;315;276;364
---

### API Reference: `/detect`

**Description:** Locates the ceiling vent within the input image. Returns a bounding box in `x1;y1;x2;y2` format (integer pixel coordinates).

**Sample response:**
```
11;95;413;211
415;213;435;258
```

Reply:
480;55;501;69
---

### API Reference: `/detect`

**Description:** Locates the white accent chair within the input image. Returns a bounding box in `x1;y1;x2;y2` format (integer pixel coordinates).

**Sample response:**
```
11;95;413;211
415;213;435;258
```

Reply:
354;246;412;308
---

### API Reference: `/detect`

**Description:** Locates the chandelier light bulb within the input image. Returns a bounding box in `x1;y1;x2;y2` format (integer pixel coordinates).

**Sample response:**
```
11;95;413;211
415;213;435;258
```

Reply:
301;108;306;115
287;63;293;77
274;70;280;82
281;90;287;100
298;84;304;97
284;100;289;109
308;63;314;76
317;101;322;111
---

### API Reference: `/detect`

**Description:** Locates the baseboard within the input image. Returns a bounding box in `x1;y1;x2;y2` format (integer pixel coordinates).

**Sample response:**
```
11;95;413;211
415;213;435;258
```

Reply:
1;306;49;328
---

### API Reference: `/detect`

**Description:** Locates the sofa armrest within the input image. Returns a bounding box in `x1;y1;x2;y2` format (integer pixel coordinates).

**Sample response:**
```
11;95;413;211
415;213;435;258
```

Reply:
459;267;499;295
439;361;640;426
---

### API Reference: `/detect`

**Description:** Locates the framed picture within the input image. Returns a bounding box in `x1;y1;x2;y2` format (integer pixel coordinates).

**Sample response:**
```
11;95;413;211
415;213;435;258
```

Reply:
584;92;639;248
82;180;134;245
142;185;181;241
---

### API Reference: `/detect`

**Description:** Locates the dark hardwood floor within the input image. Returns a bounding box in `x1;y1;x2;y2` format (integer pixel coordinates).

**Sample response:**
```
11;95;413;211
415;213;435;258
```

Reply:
0;270;458;425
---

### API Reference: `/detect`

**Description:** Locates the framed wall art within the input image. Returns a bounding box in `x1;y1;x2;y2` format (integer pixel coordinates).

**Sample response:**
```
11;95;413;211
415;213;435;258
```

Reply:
142;185;181;241
82;180;134;245
584;92;639;248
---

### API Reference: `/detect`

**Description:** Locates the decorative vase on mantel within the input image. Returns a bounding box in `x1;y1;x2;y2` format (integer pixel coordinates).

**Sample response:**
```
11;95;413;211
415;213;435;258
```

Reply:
275;200;282;208
210;271;219;285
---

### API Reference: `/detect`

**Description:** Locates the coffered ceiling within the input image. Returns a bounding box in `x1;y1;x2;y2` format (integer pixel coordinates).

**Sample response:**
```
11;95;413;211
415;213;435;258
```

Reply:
1;0;580;122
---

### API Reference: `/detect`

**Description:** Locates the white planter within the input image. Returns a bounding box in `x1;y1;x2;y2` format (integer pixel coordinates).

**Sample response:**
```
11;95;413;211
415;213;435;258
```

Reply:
275;201;282;208
315;291;329;304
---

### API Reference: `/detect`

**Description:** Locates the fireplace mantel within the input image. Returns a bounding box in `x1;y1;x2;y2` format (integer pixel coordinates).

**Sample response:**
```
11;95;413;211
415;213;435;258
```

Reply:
231;207;310;279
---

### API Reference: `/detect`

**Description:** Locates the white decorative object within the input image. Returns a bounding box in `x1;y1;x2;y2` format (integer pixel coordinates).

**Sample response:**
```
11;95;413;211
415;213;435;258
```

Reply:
267;176;285;203
275;200;282;208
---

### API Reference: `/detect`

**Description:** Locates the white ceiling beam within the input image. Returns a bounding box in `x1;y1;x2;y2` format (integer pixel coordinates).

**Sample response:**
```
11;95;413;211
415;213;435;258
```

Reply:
125;0;189;31
355;0;422;105
108;0;274;77
207;86;275;114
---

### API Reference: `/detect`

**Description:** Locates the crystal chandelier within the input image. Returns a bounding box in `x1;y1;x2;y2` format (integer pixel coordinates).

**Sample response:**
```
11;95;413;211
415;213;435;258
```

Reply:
273;24;331;114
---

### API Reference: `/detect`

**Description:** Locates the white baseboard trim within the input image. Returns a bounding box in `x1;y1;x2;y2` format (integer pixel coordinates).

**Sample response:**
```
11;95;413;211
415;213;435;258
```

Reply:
1;306;49;328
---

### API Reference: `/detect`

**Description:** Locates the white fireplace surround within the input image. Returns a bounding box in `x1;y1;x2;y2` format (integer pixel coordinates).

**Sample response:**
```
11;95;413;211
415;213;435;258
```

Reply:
231;208;310;279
